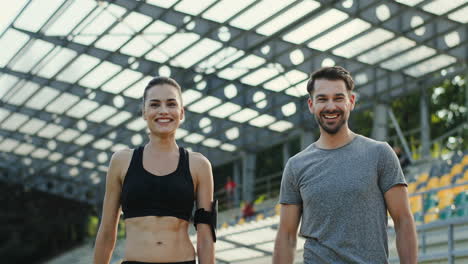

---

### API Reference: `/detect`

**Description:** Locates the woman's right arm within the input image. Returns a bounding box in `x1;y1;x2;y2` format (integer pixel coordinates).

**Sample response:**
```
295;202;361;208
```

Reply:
93;151;128;264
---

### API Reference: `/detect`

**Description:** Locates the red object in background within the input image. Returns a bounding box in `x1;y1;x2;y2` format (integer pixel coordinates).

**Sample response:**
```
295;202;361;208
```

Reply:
242;202;255;218
224;179;236;193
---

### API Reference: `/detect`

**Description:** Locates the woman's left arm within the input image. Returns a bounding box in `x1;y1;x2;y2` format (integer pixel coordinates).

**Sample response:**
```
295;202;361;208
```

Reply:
192;153;215;264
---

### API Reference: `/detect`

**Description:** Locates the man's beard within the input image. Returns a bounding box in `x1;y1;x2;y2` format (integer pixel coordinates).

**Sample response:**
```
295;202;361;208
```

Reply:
314;110;346;135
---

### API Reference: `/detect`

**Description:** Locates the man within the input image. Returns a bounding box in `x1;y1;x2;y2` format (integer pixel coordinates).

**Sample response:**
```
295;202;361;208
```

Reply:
273;66;418;264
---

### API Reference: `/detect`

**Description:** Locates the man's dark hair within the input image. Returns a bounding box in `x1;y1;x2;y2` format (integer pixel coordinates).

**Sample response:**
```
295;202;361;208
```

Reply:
142;76;183;105
306;66;354;96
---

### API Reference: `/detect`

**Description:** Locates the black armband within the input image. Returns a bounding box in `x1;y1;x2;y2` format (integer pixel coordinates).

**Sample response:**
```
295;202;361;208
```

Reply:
194;200;218;242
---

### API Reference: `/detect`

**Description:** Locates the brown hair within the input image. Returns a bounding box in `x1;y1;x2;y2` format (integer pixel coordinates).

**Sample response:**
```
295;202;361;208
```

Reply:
306;66;354;96
143;76;183;105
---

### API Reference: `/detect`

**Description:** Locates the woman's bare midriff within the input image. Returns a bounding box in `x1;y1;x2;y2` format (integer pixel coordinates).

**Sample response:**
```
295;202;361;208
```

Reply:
123;216;195;262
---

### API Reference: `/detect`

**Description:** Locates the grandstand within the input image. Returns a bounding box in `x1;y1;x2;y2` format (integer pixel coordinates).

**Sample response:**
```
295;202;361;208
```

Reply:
1;0;468;263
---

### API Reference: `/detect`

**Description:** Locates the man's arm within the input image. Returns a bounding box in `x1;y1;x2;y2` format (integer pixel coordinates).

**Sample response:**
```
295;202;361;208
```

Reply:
273;204;302;264
385;185;418;264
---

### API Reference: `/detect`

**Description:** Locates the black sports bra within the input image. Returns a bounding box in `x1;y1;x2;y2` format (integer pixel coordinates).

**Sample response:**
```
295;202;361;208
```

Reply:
120;146;194;221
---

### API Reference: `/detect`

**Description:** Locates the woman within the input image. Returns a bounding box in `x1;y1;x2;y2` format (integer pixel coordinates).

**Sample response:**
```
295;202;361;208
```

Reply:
93;77;215;264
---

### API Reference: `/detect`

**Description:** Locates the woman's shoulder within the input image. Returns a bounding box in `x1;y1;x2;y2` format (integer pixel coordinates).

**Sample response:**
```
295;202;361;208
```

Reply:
187;150;212;175
187;150;210;165
112;147;134;161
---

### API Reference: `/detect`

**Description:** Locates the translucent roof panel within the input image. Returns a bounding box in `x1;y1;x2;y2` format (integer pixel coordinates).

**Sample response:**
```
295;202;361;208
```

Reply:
126;118;147;131
174;38;223;68
174;0;217;16
46;92;80;114
86;105;118;123
79;61;122;89
1;113;29;131
220;143;236;152
106;111;132;127
380;46;436;71
358;37;416;64
26;87;60;110
19;118;46;135
36;48;78;78
422;0;467;15
102;69;142;94
393;0;425;6
66;99;99;118
11;39;54;73
283;9;349;44
229;0;295;30
202;48;245;71
31;148;50;159
256;1;320;35
188;96;222;113
249;114;276;127
15;143;35;156
269;120;294;132
56;129;80;142
38;124;64;139
229;108;259;123
124;76;152;99
0;138;20;152
44;0;96;36
264;69;309;92
448;6;468;23
0;74;19;99
146;0;179;8
0;29;30;67
14;0;65;32
74;134;94;146
241;66;280;86
202;0;256;23
79;4;126;36
218;54;266;80
405;55;457;77
56;54;101;83
209;102;242;119
0;1;28;34
285;80;309;97
308;19;371;51
5;81;40;106
202;138;221;148
333;29;394;58
182;89;203;106
184;133;205;144
146;33;200;63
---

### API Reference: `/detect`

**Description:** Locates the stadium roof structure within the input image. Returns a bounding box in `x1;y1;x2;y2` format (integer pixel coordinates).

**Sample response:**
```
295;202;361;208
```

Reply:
0;0;467;203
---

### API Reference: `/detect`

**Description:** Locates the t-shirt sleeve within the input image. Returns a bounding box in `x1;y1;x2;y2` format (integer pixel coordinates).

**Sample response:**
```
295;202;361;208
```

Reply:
378;143;407;193
279;159;302;205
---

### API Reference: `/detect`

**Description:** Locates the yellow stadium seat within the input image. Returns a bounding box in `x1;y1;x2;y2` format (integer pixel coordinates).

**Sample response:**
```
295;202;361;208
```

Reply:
453;186;465;196
461;155;468;165
418;172;429;183
456;176;467;184
424;207;439;223
407;182;417;193
451;164;463;176
427;177;440;190
256;213;264;221
410;196;422;214
463;170;468;181
275;204;281;215
237;217;245;225
221;222;228;229
437;189;455;209
440;174;452;186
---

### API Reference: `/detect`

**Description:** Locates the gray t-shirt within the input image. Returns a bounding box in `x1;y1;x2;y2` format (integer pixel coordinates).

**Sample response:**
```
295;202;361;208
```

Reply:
279;135;406;264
